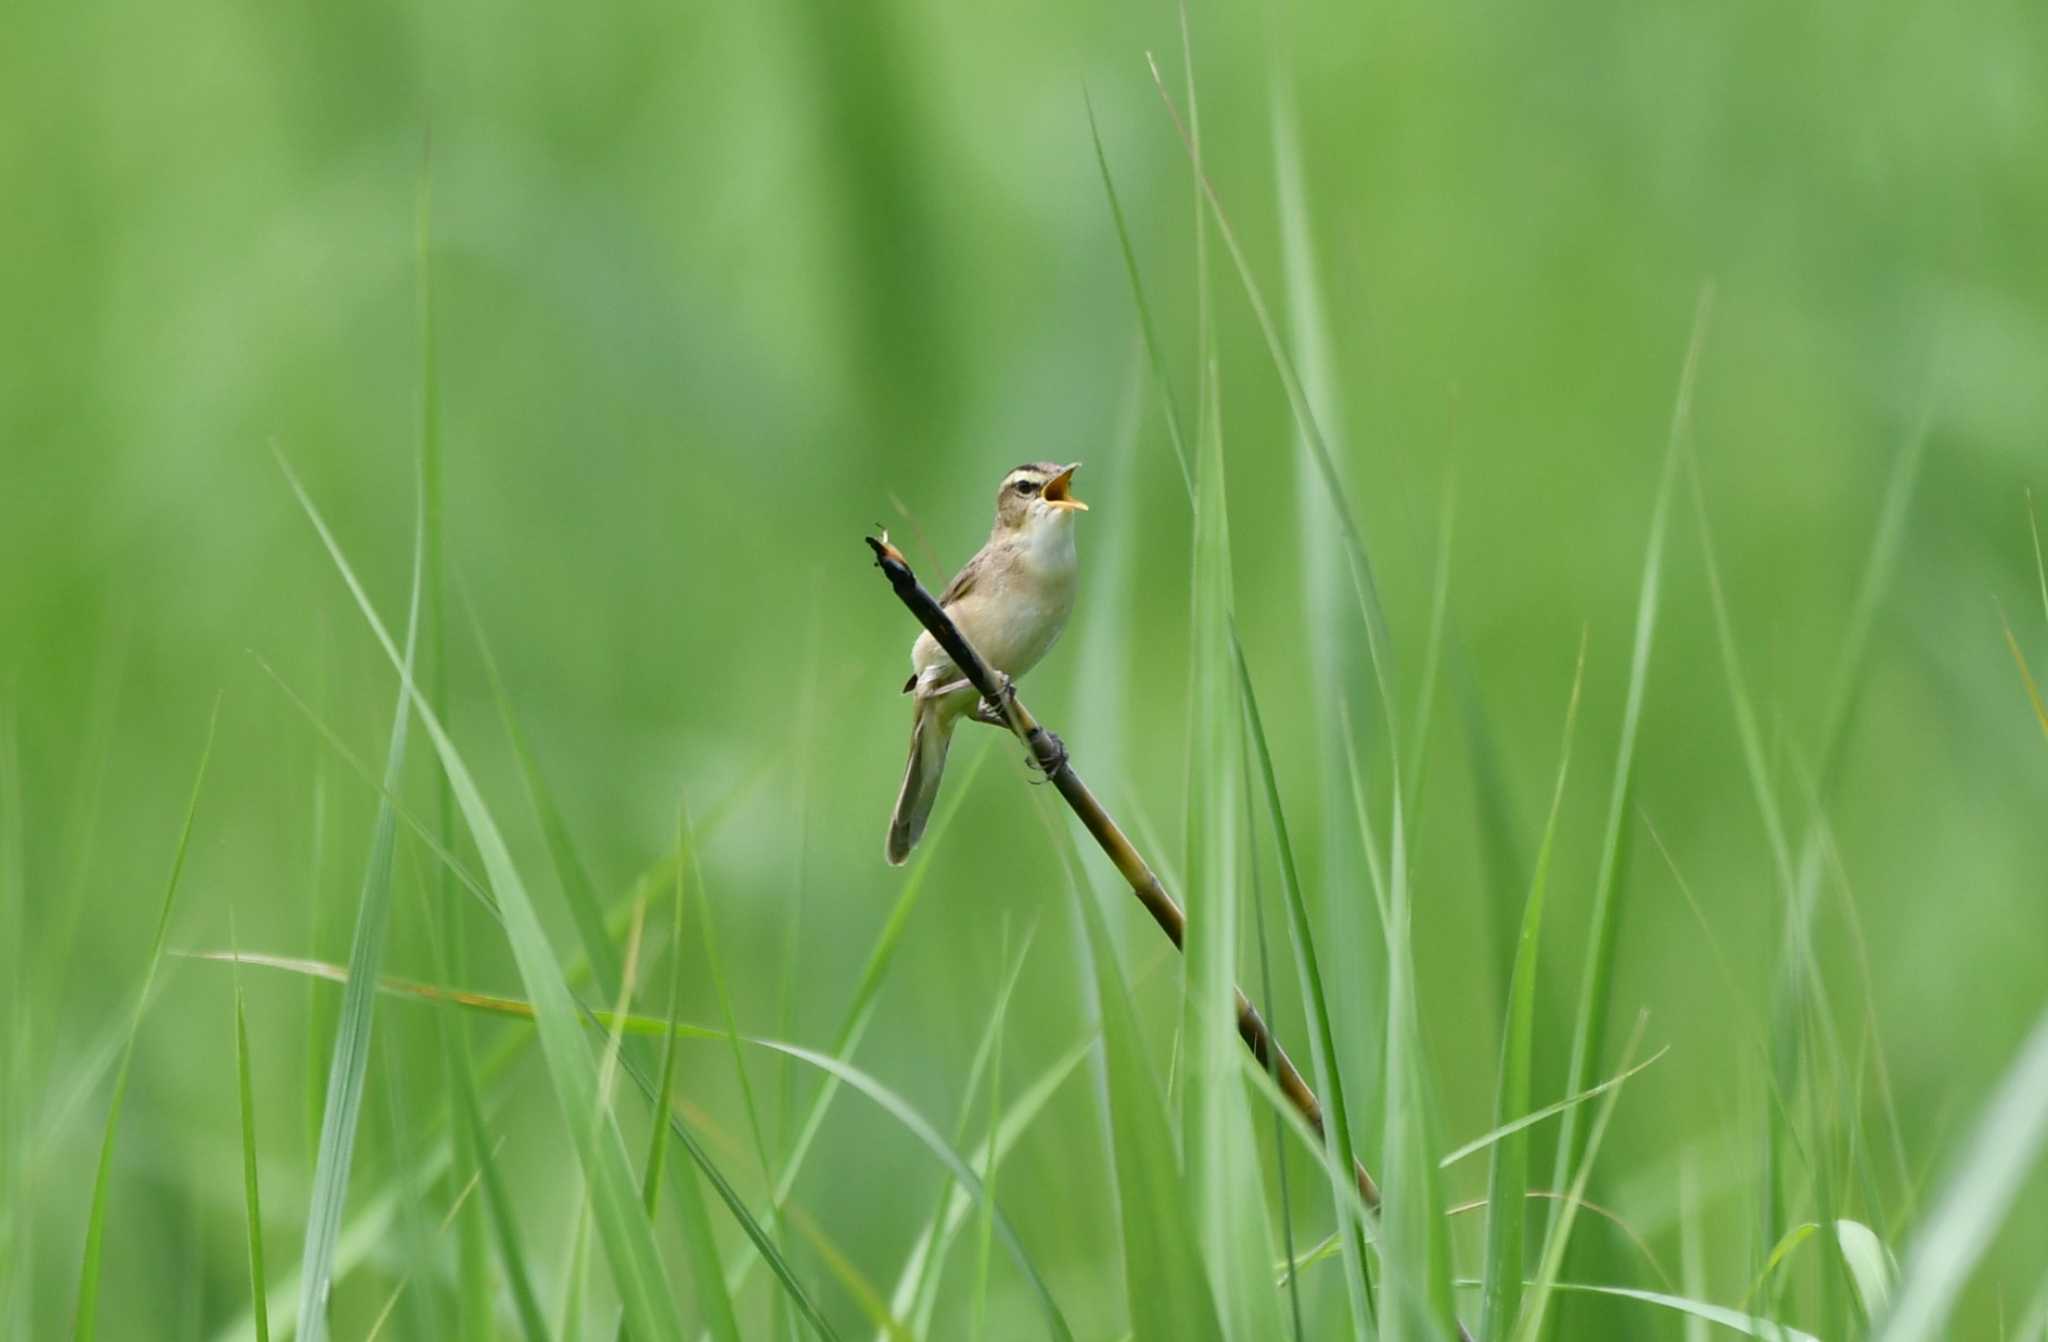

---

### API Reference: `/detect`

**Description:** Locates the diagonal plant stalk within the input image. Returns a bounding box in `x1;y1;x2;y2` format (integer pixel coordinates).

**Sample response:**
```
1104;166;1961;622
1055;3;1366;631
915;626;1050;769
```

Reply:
863;532;1381;1212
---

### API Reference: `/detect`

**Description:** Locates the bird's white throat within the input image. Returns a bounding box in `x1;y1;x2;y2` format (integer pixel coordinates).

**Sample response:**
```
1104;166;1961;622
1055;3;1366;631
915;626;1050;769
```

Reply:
1021;507;1080;575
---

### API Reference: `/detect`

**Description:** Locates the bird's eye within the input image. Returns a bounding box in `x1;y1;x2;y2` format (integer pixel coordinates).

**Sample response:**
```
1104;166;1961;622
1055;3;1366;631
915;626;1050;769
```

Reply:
1016;480;1041;496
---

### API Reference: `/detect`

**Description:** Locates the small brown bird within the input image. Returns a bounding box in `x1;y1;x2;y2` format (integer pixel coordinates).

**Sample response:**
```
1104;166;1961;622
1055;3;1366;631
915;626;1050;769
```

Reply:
885;462;1088;864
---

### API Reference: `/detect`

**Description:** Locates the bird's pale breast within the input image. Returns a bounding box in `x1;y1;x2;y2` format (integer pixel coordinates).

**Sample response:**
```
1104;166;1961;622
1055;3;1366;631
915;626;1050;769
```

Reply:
910;524;1077;687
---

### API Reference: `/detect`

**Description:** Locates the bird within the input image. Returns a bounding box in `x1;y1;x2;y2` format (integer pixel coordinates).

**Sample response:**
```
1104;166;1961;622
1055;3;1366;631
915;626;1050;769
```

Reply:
885;461;1088;864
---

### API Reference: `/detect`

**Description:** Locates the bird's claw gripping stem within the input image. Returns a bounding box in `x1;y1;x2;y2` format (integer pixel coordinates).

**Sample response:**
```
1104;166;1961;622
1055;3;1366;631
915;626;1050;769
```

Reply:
975;672;1017;727
1027;728;1067;777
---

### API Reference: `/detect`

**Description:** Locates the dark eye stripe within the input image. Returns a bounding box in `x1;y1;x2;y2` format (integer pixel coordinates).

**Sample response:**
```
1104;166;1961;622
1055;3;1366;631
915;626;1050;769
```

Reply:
1015;479;1041;495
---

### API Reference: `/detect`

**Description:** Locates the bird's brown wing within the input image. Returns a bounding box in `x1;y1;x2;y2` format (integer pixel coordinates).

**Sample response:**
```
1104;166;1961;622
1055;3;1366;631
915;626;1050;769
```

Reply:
937;552;983;607
901;552;983;694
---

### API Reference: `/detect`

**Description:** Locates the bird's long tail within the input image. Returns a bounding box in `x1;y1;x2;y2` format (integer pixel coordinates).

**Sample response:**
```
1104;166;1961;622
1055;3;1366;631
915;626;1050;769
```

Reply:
886;696;955;865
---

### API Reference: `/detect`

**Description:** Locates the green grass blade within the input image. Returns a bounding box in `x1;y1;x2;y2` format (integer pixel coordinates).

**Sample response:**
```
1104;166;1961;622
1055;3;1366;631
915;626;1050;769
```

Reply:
642;810;742;1342
1878;1005;2048;1342
1547;289;1711;1227
1526;1284;1817;1342
890;920;1041;1334
448;1023;551;1342
684;796;776;1190
294;472;424;1342
1379;787;1459;1340
715;742;994;1307
469;599;622;998
1083;91;1192;499
1059;838;1224;1342
1146;52;1399;756
748;1038;1073;1342
904;1037;1095;1338
281;461;688;1342
1240;735;1305;1342
1169;34;1288;1329
1233;628;1372;1332
231;917;272;1342
2029;489;2048;628
1481;635;1588;1340
965;923;1011;1342
415;138;493;1342
605;1043;838;1341
73;700;219;1341
1515;1017;1648;1342
1446;1045;1668;1171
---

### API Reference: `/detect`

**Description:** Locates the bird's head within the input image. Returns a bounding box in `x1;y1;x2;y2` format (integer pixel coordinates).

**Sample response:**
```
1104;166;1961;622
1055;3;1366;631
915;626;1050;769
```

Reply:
993;461;1087;533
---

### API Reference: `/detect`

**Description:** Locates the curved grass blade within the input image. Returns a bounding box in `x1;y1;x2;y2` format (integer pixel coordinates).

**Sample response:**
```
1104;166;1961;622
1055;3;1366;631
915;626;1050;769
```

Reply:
602;1042;838;1341
711;742;994;1316
73;698;220;1342
1483;1284;1817;1342
748;1039;1073;1342
890;921;1040;1335
1446;1045;1667;1171
1877;1004;2048;1342
281;459;688;1342
893;1034;1092;1339
1480;635;1587;1340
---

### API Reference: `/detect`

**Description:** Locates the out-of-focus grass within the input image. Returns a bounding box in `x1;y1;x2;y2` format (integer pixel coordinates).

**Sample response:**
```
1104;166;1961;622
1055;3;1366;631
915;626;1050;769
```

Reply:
5;0;2048;1338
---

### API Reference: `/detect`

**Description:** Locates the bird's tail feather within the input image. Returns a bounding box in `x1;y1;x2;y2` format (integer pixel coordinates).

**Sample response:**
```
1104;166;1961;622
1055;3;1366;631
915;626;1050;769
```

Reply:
885;699;954;865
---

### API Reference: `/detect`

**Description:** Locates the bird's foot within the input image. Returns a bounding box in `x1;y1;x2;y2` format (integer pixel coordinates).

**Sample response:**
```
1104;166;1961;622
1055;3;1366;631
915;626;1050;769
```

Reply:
1027;729;1068;779
975;672;1016;727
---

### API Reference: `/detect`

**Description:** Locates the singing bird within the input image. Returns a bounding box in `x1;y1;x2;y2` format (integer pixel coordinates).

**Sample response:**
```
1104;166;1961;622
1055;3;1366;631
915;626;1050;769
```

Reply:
885;462;1088;864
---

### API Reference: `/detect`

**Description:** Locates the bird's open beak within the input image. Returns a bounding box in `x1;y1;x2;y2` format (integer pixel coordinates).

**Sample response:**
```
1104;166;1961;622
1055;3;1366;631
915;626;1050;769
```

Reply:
1043;463;1088;511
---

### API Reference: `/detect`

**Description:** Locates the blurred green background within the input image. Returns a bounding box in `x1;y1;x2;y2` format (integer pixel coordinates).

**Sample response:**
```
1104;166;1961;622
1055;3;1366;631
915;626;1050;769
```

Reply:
5;0;2046;1337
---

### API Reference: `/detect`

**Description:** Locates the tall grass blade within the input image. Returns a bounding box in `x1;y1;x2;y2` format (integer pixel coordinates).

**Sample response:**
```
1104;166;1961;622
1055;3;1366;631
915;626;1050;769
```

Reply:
1059;839;1224;1342
1234;629;1372;1332
638;809;742;1342
294;470;425;1342
410;134;496;1342
1168;30;1289;1334
1480;635;1587;1340
231;917;272;1342
1546;289;1711;1224
73;700;219;1342
1378;785;1459;1340
281;462;689;1341
1146;52;1399;750
1083;93;1192;498
1877;1005;2048;1342
1268;70;1391;1172
965;924;1009;1342
1515;1017;1648;1342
